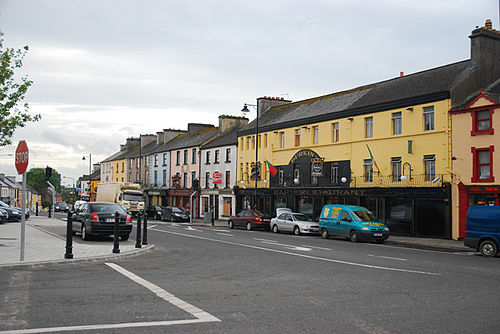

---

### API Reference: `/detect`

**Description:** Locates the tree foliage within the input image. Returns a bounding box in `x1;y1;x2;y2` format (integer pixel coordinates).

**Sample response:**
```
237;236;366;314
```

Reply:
26;167;61;193
0;30;40;146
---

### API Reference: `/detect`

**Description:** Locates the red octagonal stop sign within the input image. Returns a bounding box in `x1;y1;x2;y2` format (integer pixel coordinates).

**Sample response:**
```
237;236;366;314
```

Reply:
15;140;29;175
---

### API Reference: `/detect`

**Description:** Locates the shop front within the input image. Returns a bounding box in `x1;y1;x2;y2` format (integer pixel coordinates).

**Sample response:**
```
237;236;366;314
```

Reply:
168;188;199;218
200;188;235;221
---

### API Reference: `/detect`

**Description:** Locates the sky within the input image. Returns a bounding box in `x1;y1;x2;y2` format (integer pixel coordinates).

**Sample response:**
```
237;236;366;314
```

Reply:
0;0;498;186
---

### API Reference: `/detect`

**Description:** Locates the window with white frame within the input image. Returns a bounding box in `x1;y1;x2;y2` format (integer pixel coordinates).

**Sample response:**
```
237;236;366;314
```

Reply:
423;106;434;131
332;122;339;142
392;112;402;135
364;159;373;182
313;126;319;144
423;155;435;181
391;157;401;182
365;117;373;138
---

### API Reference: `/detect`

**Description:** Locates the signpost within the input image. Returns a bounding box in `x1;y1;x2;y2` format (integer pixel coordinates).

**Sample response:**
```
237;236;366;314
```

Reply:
15;140;29;261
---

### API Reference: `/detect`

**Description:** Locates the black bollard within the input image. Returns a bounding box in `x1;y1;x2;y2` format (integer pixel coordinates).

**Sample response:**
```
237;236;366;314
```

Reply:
142;210;148;245
135;212;142;248
64;210;73;259
48;206;51;218
35;202;39;216
112;211;120;253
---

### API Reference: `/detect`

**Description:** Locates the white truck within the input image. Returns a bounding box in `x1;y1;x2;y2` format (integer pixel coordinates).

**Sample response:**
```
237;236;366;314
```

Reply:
96;182;144;214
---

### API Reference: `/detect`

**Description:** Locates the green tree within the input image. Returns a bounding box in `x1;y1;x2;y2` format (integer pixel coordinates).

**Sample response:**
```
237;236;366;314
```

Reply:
26;167;61;193
0;30;40;146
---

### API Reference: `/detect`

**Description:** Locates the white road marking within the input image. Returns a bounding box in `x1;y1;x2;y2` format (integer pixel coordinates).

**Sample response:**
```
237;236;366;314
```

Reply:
147;224;157;229
368;254;407;261
254;238;278;243
301;245;331;251
185;226;198;231
214;229;232;233
217;233;234;237
152;228;441;276
0;264;220;334
260;240;312;252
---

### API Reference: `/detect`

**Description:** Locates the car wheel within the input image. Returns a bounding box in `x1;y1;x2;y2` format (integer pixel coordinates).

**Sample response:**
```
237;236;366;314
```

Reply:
246;222;252;231
272;224;279;233
349;230;358;243
121;234;130;241
321;228;329;239
479;240;498;257
293;226;301;236
228;220;234;229
81;224;89;241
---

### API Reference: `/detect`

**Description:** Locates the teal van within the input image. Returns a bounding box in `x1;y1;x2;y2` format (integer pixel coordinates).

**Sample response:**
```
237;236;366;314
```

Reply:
319;205;390;243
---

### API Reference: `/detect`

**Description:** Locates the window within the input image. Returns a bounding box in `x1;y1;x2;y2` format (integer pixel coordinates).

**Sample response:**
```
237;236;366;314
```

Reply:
183;172;187;188
240;138;244;151
472;146;494;182
163;153;167;166
205;171;210;188
225;170;230;188
364;159;373;182
154;154;158;167
225;148;231;162
331;165;338;184
295;129;301;146
264;134;267;148
280;132;285;148
176;151;180;165
214;150;220;163
391;157;402;182
246;137;250;150
278;169;284;185
392;112;402;135
192;148;197;164
472;109;494;135
313;126;319;144
162;169;167;186
121;163;124;172
258;135;261;148
332;122;339;142
154;171;158;186
423;106;434;131
182;150;187;165
423;155;436;181
252;135;255;149
191;172;196;187
240;163;244;181
365;117;373;138
223;197;232;216
206;151;210;164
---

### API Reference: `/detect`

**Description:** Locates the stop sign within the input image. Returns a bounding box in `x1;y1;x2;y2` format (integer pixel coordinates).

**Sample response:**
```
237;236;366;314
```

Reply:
15;140;29;175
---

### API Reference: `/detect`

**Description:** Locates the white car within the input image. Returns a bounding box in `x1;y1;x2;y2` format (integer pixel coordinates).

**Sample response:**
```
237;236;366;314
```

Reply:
270;208;319;235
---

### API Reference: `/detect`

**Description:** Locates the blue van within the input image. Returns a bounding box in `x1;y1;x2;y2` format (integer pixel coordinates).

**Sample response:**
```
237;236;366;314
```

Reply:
464;205;500;257
319;205;390;243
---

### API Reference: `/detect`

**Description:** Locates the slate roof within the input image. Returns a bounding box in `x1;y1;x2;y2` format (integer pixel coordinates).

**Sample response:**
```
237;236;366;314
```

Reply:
101;148;128;163
153;127;219;153
239;60;475;135
127;140;159;159
201;127;242;150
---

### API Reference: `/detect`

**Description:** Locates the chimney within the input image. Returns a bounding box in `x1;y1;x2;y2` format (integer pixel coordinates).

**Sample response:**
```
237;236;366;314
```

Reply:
470;19;500;89
218;115;249;134
400;72;404;77
187;123;215;135
163;129;187;144
140;134;156;148
156;131;164;145
256;96;292;117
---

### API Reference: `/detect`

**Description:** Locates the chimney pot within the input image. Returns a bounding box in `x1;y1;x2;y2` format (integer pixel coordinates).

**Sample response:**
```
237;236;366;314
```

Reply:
485;19;492;30
400;71;404;77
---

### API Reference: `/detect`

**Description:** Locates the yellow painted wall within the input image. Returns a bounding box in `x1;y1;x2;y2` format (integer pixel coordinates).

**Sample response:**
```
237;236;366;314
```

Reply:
112;159;127;182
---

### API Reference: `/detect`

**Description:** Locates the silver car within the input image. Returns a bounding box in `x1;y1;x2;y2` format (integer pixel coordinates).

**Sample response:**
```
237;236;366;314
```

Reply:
270;210;319;235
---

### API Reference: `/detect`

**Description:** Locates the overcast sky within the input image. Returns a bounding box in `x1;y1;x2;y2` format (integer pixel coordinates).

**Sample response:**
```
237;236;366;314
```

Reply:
0;0;498;185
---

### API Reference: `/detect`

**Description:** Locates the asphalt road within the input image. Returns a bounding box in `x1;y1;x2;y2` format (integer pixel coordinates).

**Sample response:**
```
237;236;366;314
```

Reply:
1;220;500;333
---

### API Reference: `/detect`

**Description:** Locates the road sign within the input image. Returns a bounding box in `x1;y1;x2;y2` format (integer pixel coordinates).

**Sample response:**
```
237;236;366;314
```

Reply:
15;140;29;175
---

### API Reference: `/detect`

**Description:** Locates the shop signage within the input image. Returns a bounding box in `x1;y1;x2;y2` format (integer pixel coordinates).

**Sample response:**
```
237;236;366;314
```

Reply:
272;188;365;196
212;172;222;184
466;185;500;193
311;158;324;177
172;175;181;188
289;149;320;165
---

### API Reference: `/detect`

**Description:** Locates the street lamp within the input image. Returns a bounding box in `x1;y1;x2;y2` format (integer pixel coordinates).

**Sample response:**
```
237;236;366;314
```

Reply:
82;154;92;200
241;103;259;209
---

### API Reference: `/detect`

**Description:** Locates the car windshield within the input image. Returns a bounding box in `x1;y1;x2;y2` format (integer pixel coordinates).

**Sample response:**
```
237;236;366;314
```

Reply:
123;194;143;201
351;210;376;222
293;214;312;222
172;207;188;214
0;201;9;208
56;202;67;206
90;203;127;214
252;209;266;217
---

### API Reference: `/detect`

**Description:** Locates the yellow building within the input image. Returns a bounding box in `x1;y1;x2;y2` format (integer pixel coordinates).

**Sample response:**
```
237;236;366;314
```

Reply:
112;159;127;182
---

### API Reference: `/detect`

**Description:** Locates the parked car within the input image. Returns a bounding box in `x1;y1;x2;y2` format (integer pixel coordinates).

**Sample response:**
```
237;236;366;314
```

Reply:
54;201;69;212
0;201;22;222
464;205;500;257
163;206;190;222
0;208;8;223
270;208;319;235
147;205;166;220
73;200;87;212
228;209;271;231
319;205;389;243
72;201;133;241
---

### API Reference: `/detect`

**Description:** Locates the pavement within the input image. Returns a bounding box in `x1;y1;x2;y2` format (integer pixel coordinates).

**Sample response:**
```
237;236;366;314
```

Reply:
0;215;472;270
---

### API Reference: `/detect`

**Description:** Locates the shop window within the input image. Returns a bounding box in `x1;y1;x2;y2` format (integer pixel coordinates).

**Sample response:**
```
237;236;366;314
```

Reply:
295;129;301;146
364;159;373;182
423;106;434;131
423;155;436;181
472;109;494;135
365;117;373;138
392;112;402;135
331;165;338;184
223;197;232;216
332;122;339;142
471;146;494;182
391;157;401;182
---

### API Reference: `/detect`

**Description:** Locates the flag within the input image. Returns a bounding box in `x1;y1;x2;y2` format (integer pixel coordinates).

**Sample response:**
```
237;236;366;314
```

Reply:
266;160;278;177
366;144;381;174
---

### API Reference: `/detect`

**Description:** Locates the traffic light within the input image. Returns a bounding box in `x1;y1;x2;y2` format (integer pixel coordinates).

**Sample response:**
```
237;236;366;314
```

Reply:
45;166;52;180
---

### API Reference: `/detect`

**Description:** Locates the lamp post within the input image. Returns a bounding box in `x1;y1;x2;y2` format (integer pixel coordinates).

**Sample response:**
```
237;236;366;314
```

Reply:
241;103;259;209
82;154;92;200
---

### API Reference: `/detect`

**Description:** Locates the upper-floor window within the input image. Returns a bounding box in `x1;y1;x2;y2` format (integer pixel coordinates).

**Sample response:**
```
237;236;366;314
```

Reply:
264;134;268;148
121;162;124;172
183;150;188;165
392;112;402;135
240;138;244;151
364;159;373;182
176;151;180;165
206;151;211;164
225;170;230;188
313;126;319;144
246;137;250;150
205;171;210;188
423;106;434;131
295;129;301;146
154;154;158;167
332;122;339;142
391;157;401;182
258;135;261;149
163;153;167;166
226;148;231;163
252;135;255;149
154;171;158;186
214;150;220;163
472;146;494;182
280;132;285;148
162;169;167;186
191;171;196;188
192;148;197;164
423;155;435;181
365;117;373;138
472;109;494;135
183;172;188;188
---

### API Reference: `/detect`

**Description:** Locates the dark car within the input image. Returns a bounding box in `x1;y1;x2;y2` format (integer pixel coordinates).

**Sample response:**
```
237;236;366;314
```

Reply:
54;201;69;212
163;206;190;222
228;209;271;231
0;208;8;223
72;202;133;241
147;205;166;220
0;201;22;222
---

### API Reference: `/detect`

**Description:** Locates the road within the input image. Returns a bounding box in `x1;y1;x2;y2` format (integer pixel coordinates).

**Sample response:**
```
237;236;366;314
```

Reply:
1;219;500;333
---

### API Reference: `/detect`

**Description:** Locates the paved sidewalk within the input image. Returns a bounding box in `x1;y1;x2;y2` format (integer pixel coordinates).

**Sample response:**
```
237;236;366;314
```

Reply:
0;216;153;269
